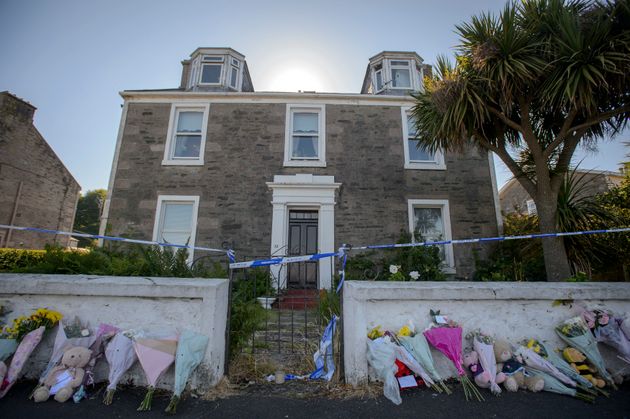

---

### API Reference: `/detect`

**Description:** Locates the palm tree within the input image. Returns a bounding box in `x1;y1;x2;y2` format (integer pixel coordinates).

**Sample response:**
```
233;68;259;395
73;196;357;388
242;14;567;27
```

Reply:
412;0;630;280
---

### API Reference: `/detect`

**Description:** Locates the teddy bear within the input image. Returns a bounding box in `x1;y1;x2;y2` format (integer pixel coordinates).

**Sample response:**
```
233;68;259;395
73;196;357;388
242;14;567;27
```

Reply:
463;350;506;391
562;347;606;388
493;340;544;392
33;346;92;403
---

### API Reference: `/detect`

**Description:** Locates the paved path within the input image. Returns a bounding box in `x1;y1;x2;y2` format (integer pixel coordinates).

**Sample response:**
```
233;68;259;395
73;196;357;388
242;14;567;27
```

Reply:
2;380;629;418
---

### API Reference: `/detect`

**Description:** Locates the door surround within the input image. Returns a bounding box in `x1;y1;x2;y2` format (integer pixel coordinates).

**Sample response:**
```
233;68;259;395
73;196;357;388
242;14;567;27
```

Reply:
267;174;341;290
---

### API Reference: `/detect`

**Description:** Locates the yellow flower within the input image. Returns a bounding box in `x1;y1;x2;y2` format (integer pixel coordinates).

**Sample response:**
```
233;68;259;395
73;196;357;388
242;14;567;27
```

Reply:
398;325;412;337
368;326;384;340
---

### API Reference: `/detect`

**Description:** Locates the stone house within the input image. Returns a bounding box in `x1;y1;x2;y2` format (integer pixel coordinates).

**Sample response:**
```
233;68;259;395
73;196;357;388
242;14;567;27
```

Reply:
100;48;502;287
0;91;81;248
499;170;625;216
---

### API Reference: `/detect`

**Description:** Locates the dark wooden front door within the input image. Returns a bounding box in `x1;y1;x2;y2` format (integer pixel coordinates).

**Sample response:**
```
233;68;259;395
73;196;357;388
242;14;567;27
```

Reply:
287;210;318;289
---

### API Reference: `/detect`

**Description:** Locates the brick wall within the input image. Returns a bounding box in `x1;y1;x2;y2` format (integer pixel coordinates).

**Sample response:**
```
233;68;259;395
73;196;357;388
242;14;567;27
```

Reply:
107;101;499;279
0;92;81;248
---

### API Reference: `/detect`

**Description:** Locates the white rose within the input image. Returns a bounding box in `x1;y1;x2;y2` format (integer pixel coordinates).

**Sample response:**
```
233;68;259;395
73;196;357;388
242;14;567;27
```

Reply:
409;271;420;280
389;265;399;274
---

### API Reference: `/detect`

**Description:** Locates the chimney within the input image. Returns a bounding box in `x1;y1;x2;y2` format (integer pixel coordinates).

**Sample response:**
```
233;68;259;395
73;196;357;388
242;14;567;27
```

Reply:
0;91;36;123
180;60;191;89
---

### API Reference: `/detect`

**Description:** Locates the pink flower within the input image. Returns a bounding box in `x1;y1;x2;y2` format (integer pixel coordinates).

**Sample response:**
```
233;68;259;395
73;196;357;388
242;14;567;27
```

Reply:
599;314;609;326
587;320;595;329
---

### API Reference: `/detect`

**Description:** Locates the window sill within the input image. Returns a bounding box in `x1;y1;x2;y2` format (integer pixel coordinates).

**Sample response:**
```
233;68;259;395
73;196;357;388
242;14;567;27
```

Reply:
283;160;327;168
404;162;446;170
161;160;204;166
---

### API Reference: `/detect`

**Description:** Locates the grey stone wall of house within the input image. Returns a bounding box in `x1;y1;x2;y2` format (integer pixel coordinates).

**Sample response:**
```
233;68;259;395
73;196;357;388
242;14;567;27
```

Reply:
107;101;498;279
0;92;81;249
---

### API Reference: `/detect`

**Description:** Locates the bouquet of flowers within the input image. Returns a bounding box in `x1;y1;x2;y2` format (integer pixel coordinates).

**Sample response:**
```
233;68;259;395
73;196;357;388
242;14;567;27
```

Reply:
133;332;179;411
525;339;594;390
582;309;630;363
1;308;62;342
0;305;18;365
399;323;451;394
165;330;209;414
366;335;401;405
556;317;616;388
103;331;138;405
385;331;436;391
526;369;594;403
515;345;576;387
423;310;484;401
466;330;502;395
0;326;46;398
73;323;119;402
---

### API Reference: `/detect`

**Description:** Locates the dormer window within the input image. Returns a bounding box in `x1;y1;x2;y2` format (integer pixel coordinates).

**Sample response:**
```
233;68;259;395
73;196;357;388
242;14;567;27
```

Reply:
362;52;425;95
200;56;224;84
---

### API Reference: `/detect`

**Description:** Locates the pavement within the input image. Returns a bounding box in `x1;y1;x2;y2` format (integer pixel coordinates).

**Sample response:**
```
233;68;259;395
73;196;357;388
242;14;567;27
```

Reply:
2;380;629;419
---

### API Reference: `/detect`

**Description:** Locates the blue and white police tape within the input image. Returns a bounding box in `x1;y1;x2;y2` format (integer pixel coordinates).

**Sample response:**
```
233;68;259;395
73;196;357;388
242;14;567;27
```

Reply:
229;227;630;269
0;223;233;257
348;227;630;250
229;251;340;269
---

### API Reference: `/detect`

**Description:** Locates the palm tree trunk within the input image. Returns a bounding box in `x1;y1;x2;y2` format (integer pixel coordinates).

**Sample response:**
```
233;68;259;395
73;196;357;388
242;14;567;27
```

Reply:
536;197;572;281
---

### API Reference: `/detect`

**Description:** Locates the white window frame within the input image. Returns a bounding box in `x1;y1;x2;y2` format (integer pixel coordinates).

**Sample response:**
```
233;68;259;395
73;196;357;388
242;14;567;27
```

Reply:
374;68;384;93
228;58;241;90
199;56;224;85
162;103;210;166
401;107;445;170
390;60;412;90
152;195;200;262
407;199;455;273
283;104;326;167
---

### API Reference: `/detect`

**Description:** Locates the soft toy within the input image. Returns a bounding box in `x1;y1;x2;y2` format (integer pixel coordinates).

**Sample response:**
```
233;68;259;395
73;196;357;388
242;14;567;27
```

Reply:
463;351;506;390
494;340;544;392
33;346;92;403
562;347;606;388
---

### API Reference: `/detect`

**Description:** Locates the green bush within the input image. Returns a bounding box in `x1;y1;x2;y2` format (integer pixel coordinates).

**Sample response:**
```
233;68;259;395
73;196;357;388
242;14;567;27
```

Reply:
2;244;228;278
0;248;46;271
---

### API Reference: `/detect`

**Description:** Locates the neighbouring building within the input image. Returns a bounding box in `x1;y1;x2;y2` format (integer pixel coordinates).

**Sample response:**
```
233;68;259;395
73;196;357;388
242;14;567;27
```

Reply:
100;48;502;286
499;170;625;216
0;91;81;248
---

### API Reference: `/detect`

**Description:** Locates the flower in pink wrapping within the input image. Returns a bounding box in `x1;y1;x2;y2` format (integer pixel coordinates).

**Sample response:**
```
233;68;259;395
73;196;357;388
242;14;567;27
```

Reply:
423;326;465;376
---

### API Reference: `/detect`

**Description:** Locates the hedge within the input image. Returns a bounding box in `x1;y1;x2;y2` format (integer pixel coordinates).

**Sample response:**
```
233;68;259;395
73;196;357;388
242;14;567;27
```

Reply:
0;248;46;271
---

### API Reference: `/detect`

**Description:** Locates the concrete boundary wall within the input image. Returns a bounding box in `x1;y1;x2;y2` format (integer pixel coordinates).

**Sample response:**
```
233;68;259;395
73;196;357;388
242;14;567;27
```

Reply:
0;274;229;391
342;281;630;386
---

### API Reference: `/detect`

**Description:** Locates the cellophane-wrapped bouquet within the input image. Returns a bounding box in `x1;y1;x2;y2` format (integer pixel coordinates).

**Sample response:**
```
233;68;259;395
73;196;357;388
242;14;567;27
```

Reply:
556;317;616;389
423;310;484;401
366;331;401;405
525;339;594;391
398;322;451;394
467;330;501;395
582;309;630;364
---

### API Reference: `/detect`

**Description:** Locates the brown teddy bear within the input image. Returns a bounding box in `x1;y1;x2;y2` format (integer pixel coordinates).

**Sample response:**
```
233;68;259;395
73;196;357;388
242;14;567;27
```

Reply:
494;340;544;392
33;346;92;403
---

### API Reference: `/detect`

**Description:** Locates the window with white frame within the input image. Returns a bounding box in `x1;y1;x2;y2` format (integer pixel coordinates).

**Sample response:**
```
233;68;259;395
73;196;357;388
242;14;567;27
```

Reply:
408;199;455;271
374;64;384;92
402;107;445;170
200;56;224;84
152;195;199;261
284;104;326;167
163;104;209;165
391;60;412;89
229;58;240;89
